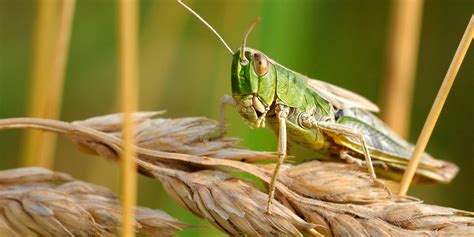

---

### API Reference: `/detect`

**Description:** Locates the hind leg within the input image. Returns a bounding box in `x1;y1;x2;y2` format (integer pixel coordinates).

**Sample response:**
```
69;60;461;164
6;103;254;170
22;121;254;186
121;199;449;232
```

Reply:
340;150;388;170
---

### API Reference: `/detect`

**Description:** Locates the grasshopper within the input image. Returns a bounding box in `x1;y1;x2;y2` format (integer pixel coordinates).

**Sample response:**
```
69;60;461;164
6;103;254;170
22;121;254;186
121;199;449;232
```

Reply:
177;1;459;213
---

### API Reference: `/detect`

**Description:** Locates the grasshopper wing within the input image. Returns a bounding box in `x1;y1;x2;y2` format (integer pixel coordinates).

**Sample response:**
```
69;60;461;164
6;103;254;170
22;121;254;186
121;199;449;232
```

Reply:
331;108;458;183
307;79;380;112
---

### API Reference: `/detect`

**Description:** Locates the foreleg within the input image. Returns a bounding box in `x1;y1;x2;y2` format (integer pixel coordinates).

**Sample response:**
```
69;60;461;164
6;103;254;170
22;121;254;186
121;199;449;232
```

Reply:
266;104;289;214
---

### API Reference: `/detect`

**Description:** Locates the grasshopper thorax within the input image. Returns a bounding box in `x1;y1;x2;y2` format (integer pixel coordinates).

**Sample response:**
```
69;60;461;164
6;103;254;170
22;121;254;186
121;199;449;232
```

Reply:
231;48;277;128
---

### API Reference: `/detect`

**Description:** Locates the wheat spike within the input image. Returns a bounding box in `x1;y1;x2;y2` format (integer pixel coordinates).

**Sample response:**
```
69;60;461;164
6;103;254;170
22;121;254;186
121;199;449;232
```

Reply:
72;112;276;163
0;113;473;236
157;168;313;236
0;167;189;236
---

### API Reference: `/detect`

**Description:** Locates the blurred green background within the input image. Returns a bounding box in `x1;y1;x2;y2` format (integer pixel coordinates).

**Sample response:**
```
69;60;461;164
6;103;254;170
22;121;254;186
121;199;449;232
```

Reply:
0;0;473;236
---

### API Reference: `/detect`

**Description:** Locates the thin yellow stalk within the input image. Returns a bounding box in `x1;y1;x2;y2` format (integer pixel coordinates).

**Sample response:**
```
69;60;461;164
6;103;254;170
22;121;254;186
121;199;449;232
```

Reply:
399;15;474;195
49;0;75;121
381;0;424;138
22;0;75;168
117;0;139;236
22;1;56;168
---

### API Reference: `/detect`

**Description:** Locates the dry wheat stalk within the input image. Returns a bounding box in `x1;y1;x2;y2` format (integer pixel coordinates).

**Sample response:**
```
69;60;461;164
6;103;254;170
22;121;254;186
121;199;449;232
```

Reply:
0;167;189;237
73;112;275;163
156;167;313;236
0;113;473;236
279;161;474;236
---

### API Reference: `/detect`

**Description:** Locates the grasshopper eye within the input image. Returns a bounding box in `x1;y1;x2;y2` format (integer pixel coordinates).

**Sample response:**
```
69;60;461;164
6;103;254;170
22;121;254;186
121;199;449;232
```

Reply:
253;53;269;76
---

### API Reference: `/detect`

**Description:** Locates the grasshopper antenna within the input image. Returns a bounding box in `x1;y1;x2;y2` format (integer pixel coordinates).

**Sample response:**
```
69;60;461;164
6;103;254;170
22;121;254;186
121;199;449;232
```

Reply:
177;0;233;55
240;17;261;63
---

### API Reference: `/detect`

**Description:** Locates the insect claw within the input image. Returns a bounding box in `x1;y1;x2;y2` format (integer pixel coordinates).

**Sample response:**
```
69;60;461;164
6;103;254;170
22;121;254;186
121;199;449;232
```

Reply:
265;202;272;215
218;125;227;138
371;178;393;196
377;161;389;170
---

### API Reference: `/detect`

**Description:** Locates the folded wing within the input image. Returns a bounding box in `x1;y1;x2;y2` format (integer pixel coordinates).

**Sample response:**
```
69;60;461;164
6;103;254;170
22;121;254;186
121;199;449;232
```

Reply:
307;79;379;112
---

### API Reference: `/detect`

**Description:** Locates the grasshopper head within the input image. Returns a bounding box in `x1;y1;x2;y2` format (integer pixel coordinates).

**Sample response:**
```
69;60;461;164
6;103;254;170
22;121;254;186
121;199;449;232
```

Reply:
231;48;276;128
177;1;276;127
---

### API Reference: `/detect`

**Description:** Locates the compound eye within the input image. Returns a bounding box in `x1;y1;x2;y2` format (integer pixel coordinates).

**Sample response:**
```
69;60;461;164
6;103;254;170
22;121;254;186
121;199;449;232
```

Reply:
253;53;269;76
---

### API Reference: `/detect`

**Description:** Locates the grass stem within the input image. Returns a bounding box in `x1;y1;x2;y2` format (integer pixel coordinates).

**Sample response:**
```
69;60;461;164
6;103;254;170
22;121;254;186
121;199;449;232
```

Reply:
22;0;75;168
399;15;474;195
381;0;424;138
117;0;139;236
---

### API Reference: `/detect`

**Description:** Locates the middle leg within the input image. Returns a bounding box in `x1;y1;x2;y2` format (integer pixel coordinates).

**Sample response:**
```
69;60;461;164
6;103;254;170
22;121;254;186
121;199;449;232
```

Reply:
314;121;378;180
340;150;388;170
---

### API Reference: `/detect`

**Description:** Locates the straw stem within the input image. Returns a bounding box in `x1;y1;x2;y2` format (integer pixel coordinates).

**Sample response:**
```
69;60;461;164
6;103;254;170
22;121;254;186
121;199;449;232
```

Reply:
117;0;139;236
381;0;424;138
399;15;474;195
22;0;75;168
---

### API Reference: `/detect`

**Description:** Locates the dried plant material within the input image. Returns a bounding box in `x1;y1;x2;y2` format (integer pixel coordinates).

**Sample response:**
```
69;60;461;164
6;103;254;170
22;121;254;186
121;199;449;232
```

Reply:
0;113;473;236
281;161;400;204
22;0;76;169
280;161;474;236
22;0;58;169
116;0;140;232
155;167;313;236
381;0;424;137
399;15;474;195
0;167;189;237
0;167;72;185
73;112;276;163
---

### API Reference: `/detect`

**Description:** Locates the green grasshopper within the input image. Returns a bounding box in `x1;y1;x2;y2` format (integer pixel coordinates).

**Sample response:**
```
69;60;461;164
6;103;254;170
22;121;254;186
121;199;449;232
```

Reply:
178;1;459;212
